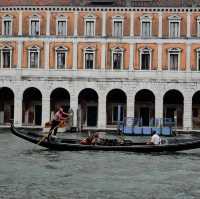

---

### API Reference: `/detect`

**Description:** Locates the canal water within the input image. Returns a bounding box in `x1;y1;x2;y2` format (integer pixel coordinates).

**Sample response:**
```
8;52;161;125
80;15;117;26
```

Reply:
0;130;200;199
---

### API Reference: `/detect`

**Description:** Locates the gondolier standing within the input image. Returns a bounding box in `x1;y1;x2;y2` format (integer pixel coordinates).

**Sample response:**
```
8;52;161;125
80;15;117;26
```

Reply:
48;107;70;139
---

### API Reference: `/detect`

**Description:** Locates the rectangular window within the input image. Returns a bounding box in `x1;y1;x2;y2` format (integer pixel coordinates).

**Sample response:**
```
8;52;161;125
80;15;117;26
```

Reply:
85;52;94;69
197;52;200;71
113;21;123;37
57;52;66;69
30;51;39;68
113;52;122;69
169;54;178;70
31;20;40;35
2;50;11;68
85;21;95;36
3;20;11;35
142;21;151;37
170;22;179;37
112;105;124;122
57;21;66;36
141;53;150;70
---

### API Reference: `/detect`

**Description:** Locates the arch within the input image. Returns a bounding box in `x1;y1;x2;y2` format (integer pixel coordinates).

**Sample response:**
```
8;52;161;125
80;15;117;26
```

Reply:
135;89;155;126
106;89;127;126
78;88;98;128
0;87;14;124
192;91;200;129
22;87;42;126
163;89;184;128
50;88;70;118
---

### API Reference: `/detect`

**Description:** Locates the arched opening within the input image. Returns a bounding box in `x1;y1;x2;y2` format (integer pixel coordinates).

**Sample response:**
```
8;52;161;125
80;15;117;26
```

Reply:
22;87;42;126
0;87;14;124
192;91;200;129
135;89;155;126
78;88;98;128
163;90;183;128
50;88;70;119
106;89;127;126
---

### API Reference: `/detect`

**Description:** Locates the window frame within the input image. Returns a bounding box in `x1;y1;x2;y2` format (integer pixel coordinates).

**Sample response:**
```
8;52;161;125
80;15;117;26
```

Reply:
56;15;68;36
0;46;12;68
168;48;181;71
2;15;13;36
197;16;200;37
139;47;152;70
28;45;40;69
112;15;124;37
140;15;152;38
111;47;124;70
196;48;200;71
168;15;181;38
84;14;96;37
55;46;68;69
29;15;40;36
83;47;96;69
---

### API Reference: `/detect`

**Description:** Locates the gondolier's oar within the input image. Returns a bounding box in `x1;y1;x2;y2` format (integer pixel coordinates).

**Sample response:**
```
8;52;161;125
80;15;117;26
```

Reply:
37;124;60;145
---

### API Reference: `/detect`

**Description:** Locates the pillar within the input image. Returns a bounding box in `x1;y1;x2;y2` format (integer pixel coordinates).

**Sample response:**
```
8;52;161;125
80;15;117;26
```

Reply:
17;41;23;68
73;40;78;69
184;95;192;130
130;12;134;37
14;92;22;127
73;12;78;37
158;12;162;38
44;41;50;69
187;13;191;38
46;11;51;36
18;11;22;36
157;44;162;70
98;92;106;129
129;44;134;70
127;93;135;118
102;11;106;37
70;93;78;128
186;44;191;71
101;42;106;69
42;95;50;126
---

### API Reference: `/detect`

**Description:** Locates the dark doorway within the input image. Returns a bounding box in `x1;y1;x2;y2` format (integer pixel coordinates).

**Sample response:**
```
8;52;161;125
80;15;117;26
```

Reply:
35;105;42;125
140;107;149;126
87;106;97;127
166;108;176;122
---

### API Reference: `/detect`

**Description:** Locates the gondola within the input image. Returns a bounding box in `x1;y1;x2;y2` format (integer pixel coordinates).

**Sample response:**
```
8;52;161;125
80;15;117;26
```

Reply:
10;124;200;153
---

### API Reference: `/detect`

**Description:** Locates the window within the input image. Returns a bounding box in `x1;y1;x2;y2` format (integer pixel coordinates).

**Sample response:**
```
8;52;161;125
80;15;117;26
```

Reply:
29;15;40;36
55;46;67;69
197;16;200;37
196;48;200;71
168;15;181;38
0;46;12;68
2;15;12;35
111;47;124;70
168;48;181;70
28;46;40;68
84;47;95;69
140;15;152;37
112;16;123;37
84;15;96;36
56;15;67;36
139;48;152;70
112;105;125;123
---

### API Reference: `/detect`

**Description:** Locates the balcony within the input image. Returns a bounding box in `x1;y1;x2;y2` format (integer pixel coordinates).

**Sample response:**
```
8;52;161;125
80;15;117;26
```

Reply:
0;68;200;82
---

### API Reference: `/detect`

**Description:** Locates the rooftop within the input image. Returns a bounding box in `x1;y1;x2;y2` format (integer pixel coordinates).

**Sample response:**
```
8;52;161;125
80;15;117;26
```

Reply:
0;0;199;7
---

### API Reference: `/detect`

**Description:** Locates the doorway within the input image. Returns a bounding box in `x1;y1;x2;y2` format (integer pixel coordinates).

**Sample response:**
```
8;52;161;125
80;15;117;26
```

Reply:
87;106;97;127
35;105;42;125
140;107;149;126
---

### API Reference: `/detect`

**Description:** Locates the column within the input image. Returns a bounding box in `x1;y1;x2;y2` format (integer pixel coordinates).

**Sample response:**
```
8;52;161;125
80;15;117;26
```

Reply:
186;44;191;71
184;95;192;130
73;11;78;37
44;41;50;69
129;44;134;70
73;40;78;69
101;42;106;69
46;11;51;36
70;93;78;128
102;11;106;37
158;12;163;38
187;13;191;38
157;44;162;70
130;12;134;37
17;41;23;68
98;92;107;129
127;93;135;118
155;94;163;121
14;93;22;127
42;95;50;126
18;11;22;36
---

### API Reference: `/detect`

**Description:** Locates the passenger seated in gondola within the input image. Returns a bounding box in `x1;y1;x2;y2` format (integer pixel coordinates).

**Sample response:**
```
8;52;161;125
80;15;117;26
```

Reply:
80;132;102;145
146;131;161;145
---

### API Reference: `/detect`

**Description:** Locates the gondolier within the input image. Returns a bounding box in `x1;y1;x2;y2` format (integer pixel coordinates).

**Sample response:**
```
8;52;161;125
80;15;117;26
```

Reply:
48;107;70;139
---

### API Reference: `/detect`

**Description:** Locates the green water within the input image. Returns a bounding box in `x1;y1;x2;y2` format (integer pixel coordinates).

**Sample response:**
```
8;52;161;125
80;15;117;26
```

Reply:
0;130;200;199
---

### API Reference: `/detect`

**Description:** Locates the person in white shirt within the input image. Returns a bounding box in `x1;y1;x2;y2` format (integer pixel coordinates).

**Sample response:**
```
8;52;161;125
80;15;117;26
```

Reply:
147;131;161;145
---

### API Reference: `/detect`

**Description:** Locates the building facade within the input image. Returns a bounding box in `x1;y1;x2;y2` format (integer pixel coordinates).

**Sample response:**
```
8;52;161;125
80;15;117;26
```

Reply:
0;0;200;130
